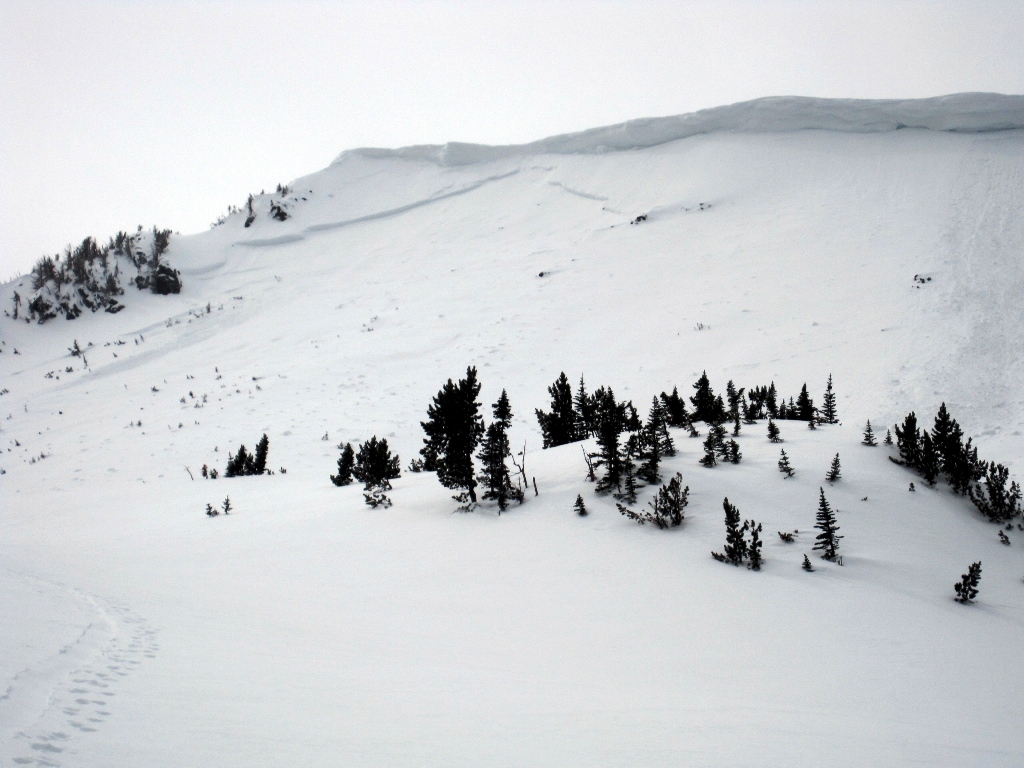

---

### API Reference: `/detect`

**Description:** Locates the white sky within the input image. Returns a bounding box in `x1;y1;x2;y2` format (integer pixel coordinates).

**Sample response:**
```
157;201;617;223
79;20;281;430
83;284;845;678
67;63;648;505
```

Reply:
2;0;1022;280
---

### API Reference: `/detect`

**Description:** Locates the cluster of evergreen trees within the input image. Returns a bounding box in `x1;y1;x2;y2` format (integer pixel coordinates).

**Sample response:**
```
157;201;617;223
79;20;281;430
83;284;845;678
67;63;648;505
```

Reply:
225;434;270;477
711;498;763;570
12;226;179;324
617;472;689;528
891;404;1021;523
331;436;401;506
414;367;524;512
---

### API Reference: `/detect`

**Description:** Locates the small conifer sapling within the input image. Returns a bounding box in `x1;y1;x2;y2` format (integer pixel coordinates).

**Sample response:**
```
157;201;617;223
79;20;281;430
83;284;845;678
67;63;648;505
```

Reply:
802;554;814;572
862;420;877;446
767;418;782;443
813;487;842;560
574;494;588;517
778;449;795;478
953;561;981;603
826;453;842;483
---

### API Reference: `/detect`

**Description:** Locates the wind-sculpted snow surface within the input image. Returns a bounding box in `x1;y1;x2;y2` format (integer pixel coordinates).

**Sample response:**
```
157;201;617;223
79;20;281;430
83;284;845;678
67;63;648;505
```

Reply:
2;95;1024;766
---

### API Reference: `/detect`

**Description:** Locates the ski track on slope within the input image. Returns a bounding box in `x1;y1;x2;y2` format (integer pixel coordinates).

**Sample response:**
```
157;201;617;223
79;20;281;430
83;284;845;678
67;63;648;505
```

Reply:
0;572;158;768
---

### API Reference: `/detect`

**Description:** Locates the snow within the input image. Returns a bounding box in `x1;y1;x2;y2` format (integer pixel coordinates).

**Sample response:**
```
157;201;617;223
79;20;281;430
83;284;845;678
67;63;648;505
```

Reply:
2;94;1024;766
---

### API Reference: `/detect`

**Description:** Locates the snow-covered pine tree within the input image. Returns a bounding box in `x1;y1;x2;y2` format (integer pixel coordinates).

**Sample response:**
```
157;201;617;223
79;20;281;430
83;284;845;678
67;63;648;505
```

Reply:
778;449;795;477
535;372;579;448
331;442;355;486
420;366;484;502
821;374;838;424
953;561;982;603
574;494;588;517
862;420;877;446
478;390;523;512
767;418;782;443
813;487;842;561
802;554;814;571
712;497;748;566
825;453;841;483
884;428;893;446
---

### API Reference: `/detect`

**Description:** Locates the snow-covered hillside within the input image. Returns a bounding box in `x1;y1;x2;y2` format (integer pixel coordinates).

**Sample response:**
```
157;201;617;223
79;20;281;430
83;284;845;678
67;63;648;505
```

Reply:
2;95;1024;766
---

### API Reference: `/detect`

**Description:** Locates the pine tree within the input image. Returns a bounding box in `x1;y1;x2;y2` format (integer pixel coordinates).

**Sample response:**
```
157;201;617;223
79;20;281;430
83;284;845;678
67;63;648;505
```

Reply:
660;386;689;428
802;554;814;572
252;434;269;475
712;497;747;566
953;561;982;603
638;398;672;484
478;390;523;512
699;430;718;467
766;382;779;418
616;433;640;504
331;442;355;486
690;371;720;423
727;439;742;464
535;373;579;448
825;453;841;483
813;487;842;560
574;377;596;438
862;420;877;446
778;449;795;478
767;418;782;443
931;403;955;464
225;444;249;477
420;367;485;502
884;428;893;446
593;388;624;495
747;520;763;570
796;384;815;422
894;412;921;468
574;494;588;517
651;473;688;528
221;496;232;515
969;463;1023;523
726;380;743;418
821;374;838;424
353;436;401;489
205;503;218;517
732;409;742;437
919;431;939;486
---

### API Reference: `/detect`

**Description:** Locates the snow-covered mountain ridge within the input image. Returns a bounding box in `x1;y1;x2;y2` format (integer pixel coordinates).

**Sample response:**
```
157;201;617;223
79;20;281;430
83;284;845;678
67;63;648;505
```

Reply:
345;92;1024;166
2;94;1024;766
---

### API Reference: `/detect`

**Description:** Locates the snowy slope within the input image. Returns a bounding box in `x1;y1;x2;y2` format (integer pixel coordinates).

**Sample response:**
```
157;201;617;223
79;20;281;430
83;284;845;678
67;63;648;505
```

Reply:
2;95;1024;766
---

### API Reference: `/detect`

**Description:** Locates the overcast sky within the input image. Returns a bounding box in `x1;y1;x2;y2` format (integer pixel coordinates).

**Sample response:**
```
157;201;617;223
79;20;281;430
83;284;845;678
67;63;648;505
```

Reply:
2;0;1022;280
